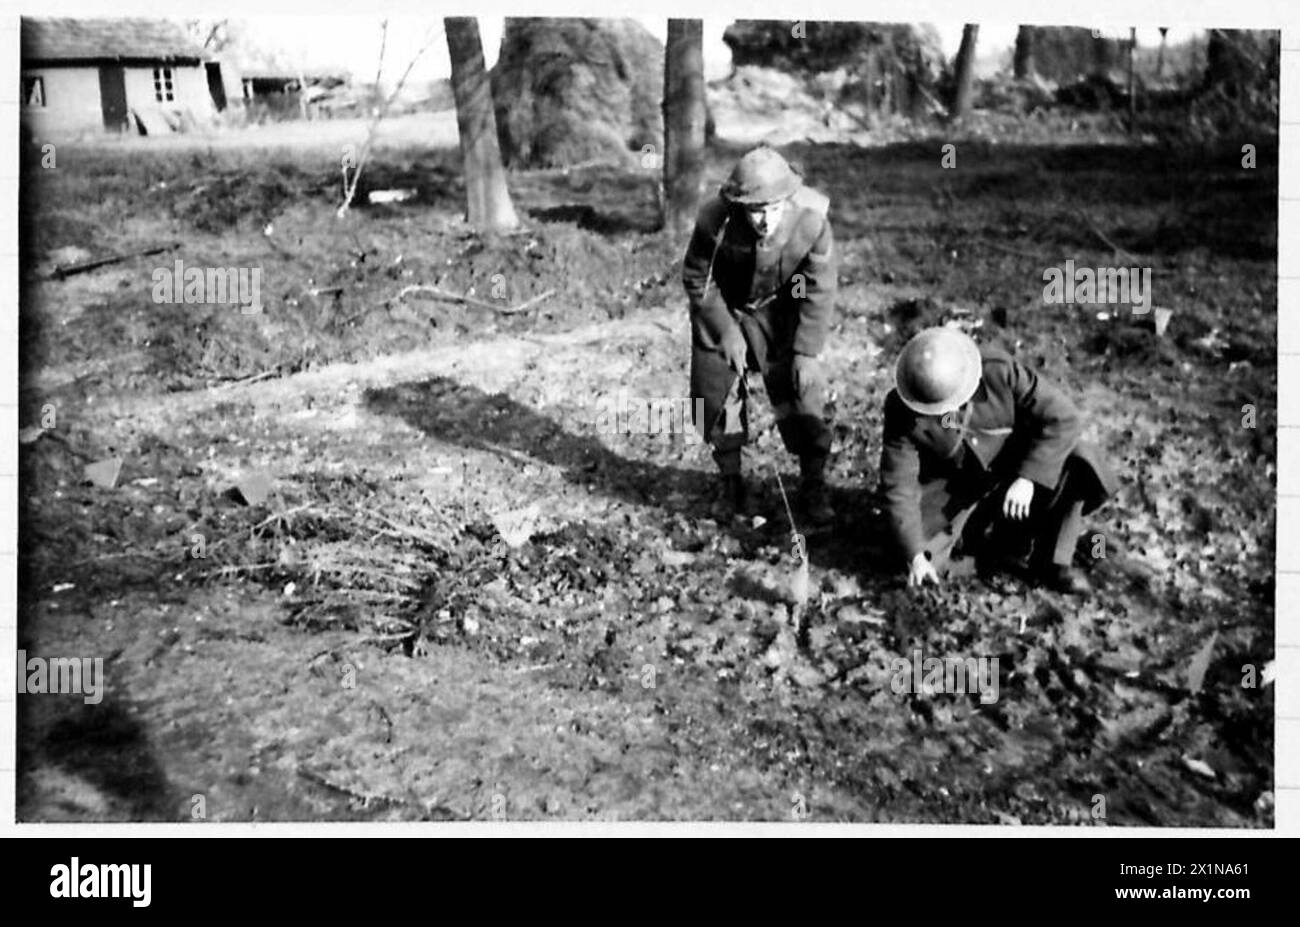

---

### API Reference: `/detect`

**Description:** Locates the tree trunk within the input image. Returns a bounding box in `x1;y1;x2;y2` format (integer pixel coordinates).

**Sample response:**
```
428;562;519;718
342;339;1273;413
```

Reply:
1013;26;1034;79
1091;32;1111;78
445;16;518;231
1127;28;1137;131
1156;27;1168;79
1204;29;1255;95
950;24;979;119
662;19;707;236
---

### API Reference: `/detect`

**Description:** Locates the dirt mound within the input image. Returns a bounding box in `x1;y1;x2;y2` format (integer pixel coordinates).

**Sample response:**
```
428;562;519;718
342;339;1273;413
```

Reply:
491;18;663;168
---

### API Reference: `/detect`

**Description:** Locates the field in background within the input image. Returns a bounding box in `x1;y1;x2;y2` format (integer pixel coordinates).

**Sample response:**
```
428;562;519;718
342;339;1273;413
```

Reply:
42;111;461;153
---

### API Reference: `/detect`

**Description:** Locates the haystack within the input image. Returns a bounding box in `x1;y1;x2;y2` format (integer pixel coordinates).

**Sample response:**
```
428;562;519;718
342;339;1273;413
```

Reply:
490;18;663;169
722;21;945;120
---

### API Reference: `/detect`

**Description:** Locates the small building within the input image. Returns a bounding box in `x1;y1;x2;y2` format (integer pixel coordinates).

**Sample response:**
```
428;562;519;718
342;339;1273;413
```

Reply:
21;17;221;137
220;45;354;120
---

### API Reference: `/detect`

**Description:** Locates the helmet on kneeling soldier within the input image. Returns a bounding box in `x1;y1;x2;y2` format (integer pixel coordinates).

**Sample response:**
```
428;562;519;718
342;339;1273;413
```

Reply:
894;327;982;416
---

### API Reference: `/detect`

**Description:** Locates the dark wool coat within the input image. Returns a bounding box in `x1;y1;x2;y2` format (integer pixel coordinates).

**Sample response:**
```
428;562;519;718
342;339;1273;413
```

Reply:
682;186;837;359
879;347;1117;561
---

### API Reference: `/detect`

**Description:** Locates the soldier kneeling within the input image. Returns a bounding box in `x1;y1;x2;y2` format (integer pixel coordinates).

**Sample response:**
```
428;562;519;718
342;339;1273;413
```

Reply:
878;327;1116;595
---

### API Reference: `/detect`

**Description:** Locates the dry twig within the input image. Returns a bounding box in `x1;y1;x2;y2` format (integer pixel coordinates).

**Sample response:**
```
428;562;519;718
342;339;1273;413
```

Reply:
338;25;438;217
1076;209;1144;263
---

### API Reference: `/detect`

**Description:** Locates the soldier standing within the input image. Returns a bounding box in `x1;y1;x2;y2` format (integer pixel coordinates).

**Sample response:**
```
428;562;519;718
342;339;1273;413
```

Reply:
879;326;1116;594
682;147;838;524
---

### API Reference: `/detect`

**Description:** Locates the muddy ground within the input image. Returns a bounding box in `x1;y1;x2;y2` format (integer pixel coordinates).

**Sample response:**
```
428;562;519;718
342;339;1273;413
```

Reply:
16;128;1276;824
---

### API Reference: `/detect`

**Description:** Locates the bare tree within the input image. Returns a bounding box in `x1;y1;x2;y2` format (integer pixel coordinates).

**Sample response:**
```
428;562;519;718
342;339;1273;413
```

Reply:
662;19;707;236
185;19;231;51
338;24;437;218
1013;26;1034;79
950;24;979;120
445;17;518;231
1091;30;1112;78
1127;28;1137;130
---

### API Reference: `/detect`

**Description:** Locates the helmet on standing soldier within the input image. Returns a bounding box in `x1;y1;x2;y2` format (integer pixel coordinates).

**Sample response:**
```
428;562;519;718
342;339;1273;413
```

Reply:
720;146;803;205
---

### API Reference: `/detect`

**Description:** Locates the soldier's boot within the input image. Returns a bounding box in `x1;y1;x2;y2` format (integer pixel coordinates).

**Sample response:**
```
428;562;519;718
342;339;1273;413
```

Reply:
712;474;750;521
710;449;750;521
1039;564;1091;596
1035;499;1090;596
798;455;834;527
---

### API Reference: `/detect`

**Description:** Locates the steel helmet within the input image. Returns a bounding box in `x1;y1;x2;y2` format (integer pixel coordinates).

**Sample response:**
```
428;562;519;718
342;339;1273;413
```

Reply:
894;327;983;416
720;147;802;205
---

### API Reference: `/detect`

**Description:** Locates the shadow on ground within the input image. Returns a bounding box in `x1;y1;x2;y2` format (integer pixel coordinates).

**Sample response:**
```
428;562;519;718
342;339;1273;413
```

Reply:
18;692;180;821
363;374;890;578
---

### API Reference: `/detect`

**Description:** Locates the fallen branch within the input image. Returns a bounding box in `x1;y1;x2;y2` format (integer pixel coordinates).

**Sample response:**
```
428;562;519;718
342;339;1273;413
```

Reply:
365;509;447;549
398;285;555;315
399;284;502;312
203;563;278;578
251;503;313;533
1076;209;1144;263
355;632;418;646
297;766;403;807
498;288;556;315
475;440;539;469
214;369;280;390
45;242;180;280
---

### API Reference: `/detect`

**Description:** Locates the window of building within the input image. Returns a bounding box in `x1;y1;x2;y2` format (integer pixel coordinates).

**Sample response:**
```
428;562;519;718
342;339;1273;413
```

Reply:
22;75;45;107
153;67;174;102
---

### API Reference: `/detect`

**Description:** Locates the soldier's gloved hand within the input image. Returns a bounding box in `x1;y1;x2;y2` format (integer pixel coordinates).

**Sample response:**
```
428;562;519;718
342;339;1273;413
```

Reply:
791;353;821;394
720;325;748;373
908;552;940;587
1002;477;1035;521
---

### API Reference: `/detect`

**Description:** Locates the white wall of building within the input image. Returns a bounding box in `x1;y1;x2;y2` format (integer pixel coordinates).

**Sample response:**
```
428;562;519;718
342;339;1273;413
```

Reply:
123;64;215;130
20;66;102;136
21;63;215;139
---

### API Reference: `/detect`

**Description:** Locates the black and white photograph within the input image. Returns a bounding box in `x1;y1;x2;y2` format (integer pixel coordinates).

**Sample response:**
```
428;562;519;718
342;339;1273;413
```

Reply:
14;10;1278;827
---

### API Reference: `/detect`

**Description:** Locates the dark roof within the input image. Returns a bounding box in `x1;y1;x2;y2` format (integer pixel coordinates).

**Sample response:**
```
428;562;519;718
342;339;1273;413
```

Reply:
22;17;210;65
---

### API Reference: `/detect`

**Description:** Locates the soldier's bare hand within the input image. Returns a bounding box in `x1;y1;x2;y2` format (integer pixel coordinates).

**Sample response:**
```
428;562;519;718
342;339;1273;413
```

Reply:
908;552;939;587
721;325;748;373
1002;477;1034;520
791;353;821;394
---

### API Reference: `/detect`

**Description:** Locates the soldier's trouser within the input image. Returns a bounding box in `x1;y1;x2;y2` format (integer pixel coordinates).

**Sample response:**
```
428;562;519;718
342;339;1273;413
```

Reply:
920;456;1097;572
690;318;832;476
